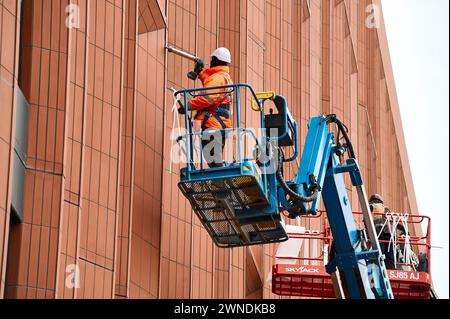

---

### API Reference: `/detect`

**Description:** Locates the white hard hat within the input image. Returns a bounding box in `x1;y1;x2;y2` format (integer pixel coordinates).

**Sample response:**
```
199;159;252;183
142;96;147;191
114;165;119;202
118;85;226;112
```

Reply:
211;47;231;63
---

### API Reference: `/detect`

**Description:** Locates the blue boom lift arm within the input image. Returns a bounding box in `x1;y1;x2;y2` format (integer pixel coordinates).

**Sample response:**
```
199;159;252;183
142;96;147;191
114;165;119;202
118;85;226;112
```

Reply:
275;114;394;299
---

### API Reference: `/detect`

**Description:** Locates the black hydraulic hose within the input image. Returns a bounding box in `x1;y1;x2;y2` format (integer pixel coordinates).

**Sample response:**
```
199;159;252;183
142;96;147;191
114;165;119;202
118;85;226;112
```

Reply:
275;115;354;205
326;114;356;159
276;149;319;203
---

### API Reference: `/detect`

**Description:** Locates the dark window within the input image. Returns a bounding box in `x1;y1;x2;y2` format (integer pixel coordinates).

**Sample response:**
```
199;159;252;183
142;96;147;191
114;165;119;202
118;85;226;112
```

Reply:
11;0;28;224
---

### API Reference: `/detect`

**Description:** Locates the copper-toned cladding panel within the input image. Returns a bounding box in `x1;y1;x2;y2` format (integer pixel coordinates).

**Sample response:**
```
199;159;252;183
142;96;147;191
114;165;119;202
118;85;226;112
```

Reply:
138;0;165;34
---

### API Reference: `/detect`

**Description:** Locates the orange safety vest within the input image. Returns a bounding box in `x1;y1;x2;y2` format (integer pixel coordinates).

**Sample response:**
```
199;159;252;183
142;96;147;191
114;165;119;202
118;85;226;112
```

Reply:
189;66;233;130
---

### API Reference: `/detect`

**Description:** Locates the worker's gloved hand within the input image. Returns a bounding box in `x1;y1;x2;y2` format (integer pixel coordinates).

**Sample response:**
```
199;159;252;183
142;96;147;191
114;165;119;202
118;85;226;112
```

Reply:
177;101;186;115
194;59;206;73
187;59;206;80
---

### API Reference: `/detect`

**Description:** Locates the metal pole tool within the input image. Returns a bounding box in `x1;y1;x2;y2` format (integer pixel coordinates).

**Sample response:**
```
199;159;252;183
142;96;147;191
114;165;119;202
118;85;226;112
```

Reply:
166;46;206;80
166;46;199;62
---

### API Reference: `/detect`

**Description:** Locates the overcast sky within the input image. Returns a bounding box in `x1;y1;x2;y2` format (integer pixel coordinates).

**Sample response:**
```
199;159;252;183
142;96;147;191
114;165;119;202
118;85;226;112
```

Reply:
381;0;449;298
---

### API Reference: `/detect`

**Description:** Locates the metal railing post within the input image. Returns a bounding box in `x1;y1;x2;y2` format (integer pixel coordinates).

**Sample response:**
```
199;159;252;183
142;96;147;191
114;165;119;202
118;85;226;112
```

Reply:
184;93;192;178
234;85;243;172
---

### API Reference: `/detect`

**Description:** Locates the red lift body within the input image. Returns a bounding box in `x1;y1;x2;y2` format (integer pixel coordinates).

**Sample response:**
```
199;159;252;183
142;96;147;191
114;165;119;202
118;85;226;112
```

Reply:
272;212;432;299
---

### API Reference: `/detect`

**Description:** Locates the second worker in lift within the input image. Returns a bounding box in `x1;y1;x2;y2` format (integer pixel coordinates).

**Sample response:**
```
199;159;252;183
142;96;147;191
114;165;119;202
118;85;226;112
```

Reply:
178;48;233;168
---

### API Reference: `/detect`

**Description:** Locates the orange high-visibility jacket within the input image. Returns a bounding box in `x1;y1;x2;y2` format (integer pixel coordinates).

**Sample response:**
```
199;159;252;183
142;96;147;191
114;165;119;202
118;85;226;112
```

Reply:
189;66;233;130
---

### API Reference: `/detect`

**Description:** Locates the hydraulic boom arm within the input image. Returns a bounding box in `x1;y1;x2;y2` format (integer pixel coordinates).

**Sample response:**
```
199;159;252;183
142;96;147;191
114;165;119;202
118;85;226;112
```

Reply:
276;115;394;299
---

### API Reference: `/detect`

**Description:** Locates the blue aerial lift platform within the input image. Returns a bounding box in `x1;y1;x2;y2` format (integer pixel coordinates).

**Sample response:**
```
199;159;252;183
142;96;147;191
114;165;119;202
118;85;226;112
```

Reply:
177;84;289;248
174;83;394;299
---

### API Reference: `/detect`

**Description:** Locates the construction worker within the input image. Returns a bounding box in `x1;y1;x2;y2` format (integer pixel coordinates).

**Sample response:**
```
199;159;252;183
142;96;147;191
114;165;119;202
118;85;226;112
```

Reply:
369;194;408;270
178;47;233;168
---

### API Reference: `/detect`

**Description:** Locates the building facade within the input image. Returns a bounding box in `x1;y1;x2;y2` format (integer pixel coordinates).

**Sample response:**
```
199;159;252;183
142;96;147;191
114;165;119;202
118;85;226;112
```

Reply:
0;0;418;299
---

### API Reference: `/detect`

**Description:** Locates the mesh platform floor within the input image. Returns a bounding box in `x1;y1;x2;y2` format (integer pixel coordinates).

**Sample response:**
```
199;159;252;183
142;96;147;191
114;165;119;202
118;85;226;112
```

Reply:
179;174;288;247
